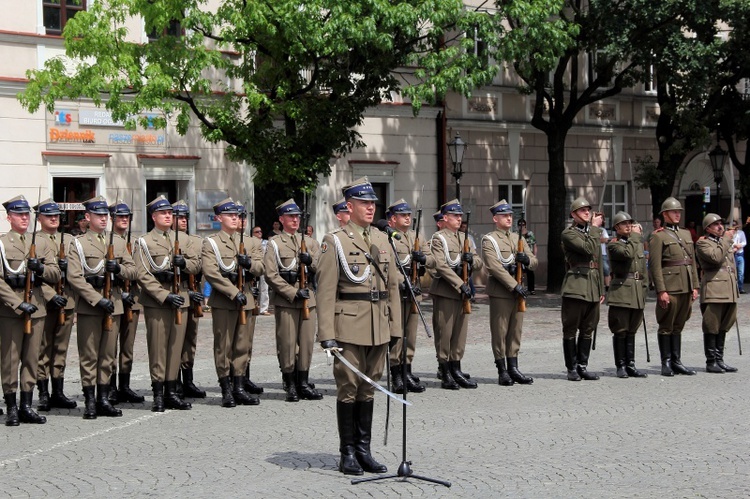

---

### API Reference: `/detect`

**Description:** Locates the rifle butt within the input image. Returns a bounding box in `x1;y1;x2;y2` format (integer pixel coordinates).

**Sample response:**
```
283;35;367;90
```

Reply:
103;315;113;333
239;308;247;325
302;303;310;320
175;308;182;325
194;302;204;318
462;298;471;314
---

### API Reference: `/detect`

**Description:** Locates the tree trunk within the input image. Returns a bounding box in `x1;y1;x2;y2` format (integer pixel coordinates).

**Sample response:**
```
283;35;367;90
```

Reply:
546;127;569;293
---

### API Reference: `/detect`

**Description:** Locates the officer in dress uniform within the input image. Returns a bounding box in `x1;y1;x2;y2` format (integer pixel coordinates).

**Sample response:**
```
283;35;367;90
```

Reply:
133;196;193;412
481;200;536;386
202;198;264;407
169;200;208;398
0;195;60;425
648;197;699;376
264;199;322;402
386;199;431;394
107;200;145;404
34;198;77;412
560;197;605;381
333;199;350;228
67;196;136;419
696;214;739;373
430;210;445;380
317;178;401;476
606;212;649;378
429;199;483;390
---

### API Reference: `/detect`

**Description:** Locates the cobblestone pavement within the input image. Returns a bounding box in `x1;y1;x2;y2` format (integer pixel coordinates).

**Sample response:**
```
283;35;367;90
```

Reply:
1;291;749;498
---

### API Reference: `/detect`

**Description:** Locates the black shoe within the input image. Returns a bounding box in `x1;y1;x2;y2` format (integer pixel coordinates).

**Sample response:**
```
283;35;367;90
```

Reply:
450;361;477;388
108;374;119;405
232;376;259;405
117;373;145;403
507;357;533;384
82;386;97;419
37;379;50;412
151;381;165;412
218;377;235;408
495;359;515;386
96;385;123;417
439;362;459;390
180;368;207;398
403;365;426;393
19;391;47;424
244;365;264;394
50;377;78;408
296;371;323;400
5;393;19;426
282;372;299;402
389;365;405;394
164;381;192;410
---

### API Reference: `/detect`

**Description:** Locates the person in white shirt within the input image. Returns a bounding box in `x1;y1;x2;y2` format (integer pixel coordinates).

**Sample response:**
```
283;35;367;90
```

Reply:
732;222;746;294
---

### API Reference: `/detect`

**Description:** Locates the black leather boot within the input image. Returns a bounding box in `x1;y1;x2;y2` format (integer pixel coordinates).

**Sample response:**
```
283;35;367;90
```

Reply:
337;401;363;475
151;381;165;412
96;384;123;417
180;368;206;398
19;391;47;424
403;364;425;393
624;333;647;377
454;360;471;379
296;370;323;400
507;357;533;384
218;377;235;408
670;334;696;375
117;372;145;403
108;373;119;405
37;378;50;411
50;377;78;408
563;338;581;381
82;386;97;419
449;360;477;388
5;392;19;426
658;334;674;376
282;372;299;402
232;376;259;405
389;365;405;394
244;365;264;394
704;334;724;373
716;332;738;372
576;338;600;380
495;359;515;386
165;380;192;409
439;362;459;390
354;400;387;473
613;335;628;378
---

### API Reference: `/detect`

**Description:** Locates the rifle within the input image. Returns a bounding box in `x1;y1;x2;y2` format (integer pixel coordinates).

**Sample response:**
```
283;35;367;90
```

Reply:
123;192;134;323
249;208;259;316
24;187;42;334
410;206;422;314
461;211;472;314
103;205;116;333
57;224;67;325
237;209;248;326
173;221;182;325
516;224;527;313
299;195;310;320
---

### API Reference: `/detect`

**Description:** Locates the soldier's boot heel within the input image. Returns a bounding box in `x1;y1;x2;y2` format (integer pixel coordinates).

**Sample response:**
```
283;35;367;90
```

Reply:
507;357;533;384
19;391;47;424
36;379;50;412
494;359;515;386
232;376;259;406
449;361;477;388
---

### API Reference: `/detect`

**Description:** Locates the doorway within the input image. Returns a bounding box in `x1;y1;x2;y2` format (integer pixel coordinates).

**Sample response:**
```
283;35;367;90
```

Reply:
53;177;97;234
146;179;180;232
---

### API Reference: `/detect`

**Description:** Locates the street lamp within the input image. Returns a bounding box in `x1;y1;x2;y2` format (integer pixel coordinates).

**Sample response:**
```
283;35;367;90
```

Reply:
709;143;728;215
447;132;468;201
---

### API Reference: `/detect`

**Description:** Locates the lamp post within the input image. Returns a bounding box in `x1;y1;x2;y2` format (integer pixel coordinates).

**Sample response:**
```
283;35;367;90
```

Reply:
447;132;467;201
709;143;728;216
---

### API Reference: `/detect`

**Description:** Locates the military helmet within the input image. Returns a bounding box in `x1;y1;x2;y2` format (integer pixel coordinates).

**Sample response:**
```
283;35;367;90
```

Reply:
660;197;683;213
612;211;634;227
570;196;591;213
702;213;723;231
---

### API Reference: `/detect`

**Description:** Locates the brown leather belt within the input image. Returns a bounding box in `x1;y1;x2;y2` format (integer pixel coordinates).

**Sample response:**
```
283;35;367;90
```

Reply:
571;261;599;269
613;272;643;280
339;291;389;302
662;258;692;267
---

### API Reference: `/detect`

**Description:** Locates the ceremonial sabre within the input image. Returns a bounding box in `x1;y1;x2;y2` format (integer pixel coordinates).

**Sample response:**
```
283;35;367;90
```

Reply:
327;349;411;406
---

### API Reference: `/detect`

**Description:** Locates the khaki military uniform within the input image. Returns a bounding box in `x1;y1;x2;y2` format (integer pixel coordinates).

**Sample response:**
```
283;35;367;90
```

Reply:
68;230;135;387
607;232;648;334
134;229;195;383
696;234;738;334
317;222;401;403
179;232;204;370
202;231;263;378
37;231;76;381
0;231;59;394
482;229;537;360
115;231;142;374
561;224;605;339
264;232;319;373
429;228;483;363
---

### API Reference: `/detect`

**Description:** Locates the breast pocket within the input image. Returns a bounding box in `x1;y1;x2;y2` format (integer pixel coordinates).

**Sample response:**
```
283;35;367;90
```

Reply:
347;255;370;279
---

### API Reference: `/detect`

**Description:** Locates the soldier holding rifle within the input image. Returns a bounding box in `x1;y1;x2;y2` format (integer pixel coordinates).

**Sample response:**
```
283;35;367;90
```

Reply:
34;198;77;411
68;196;134;419
134;195;193;412
429;199;483;390
481;200;536;386
202;198;264;408
264;199;322;402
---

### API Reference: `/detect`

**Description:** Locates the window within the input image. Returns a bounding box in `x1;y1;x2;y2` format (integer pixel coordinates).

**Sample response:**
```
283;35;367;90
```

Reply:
644;58;656;94
497;182;526;221
43;0;85;36
471;25;490;70
588;50;617;87
147;18;184;42
601;183;628;229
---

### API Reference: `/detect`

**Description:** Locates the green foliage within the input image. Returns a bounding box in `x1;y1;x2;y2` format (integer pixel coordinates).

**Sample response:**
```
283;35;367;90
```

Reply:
632;155;669;190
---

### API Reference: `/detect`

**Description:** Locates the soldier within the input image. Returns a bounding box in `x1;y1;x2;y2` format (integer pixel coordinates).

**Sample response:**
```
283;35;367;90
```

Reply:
648;197;699;376
202;198;264;407
0;195;60;425
429;199;483;389
695;214;739;373
431;210;445;380
606;212;649;378
108;200;145;404
264;199;322;402
560;197;605;381
172;200;208;398
67;195;135;419
133;196;193;412
34;198;77;411
386;199;430;394
481;200;536;386
317;178;400;476
333;199;350;228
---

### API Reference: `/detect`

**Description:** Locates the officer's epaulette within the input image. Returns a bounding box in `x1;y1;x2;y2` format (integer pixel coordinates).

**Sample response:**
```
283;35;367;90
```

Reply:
330;227;345;235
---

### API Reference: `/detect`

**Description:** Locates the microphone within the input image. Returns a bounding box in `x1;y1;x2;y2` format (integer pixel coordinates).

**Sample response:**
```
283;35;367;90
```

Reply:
373;219;401;240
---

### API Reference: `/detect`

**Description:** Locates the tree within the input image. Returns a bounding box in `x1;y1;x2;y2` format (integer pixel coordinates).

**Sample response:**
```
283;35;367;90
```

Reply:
494;0;685;292
20;0;498;194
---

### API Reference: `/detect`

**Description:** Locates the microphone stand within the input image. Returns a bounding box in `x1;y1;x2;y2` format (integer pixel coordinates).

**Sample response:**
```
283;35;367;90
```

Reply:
353;234;451;487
